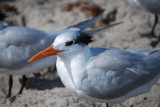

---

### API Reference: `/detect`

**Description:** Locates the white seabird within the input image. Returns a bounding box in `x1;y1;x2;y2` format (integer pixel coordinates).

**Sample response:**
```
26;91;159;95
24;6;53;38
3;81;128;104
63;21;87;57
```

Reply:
28;13;160;106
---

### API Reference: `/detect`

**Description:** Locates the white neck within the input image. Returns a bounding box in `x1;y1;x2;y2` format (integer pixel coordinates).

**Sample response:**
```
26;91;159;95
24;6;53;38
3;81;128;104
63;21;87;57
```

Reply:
56;46;92;91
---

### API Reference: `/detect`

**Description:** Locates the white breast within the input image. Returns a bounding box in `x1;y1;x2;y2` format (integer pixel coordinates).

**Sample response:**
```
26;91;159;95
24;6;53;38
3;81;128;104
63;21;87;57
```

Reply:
56;57;77;91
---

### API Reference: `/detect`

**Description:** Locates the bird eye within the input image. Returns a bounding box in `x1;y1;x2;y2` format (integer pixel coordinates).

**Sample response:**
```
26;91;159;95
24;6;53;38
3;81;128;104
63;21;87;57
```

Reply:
65;41;73;46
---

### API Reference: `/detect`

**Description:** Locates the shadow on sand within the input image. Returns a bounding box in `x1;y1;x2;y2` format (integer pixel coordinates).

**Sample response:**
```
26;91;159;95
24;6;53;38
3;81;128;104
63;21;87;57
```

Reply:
21;76;64;90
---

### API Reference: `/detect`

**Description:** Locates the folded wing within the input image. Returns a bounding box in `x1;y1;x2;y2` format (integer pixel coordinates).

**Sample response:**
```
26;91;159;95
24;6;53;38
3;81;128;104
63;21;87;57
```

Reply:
81;48;160;100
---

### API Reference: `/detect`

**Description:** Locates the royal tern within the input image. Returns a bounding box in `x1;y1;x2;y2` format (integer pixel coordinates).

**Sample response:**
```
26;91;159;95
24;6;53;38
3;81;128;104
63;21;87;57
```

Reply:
29;19;160;106
0;10;104;98
127;0;160;37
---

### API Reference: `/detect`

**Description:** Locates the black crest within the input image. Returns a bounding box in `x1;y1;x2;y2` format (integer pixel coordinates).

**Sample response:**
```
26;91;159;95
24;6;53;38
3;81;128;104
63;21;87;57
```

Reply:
74;33;93;45
0;11;6;21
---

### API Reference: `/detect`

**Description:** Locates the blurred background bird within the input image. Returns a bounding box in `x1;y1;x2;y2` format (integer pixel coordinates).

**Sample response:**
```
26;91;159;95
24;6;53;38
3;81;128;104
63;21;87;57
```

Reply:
127;0;160;38
0;11;57;98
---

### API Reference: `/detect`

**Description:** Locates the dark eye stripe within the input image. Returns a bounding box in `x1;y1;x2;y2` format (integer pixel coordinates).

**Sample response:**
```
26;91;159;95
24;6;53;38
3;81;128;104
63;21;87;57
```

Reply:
65;41;73;46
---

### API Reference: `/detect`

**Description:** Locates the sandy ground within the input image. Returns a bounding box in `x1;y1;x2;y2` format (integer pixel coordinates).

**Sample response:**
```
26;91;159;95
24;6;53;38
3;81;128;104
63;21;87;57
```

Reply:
0;0;160;106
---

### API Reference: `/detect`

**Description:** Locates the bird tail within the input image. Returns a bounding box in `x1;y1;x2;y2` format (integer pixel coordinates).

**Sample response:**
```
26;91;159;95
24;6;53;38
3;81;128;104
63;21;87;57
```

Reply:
141;48;160;89
144;48;160;70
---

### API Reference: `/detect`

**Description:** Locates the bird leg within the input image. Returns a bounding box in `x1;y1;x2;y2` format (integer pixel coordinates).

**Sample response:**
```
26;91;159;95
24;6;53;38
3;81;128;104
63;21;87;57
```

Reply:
106;103;109;107
150;36;160;48
7;75;13;98
141;14;158;38
17;75;27;95
151;14;158;36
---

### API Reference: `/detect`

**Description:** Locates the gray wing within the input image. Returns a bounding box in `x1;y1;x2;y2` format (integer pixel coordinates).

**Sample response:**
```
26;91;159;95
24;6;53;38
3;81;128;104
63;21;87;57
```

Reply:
0;26;54;70
91;47;149;56
81;48;160;99
87;48;147;75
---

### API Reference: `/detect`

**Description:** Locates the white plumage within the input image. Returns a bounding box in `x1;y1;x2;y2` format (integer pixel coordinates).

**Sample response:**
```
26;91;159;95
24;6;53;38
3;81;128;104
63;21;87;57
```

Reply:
53;32;160;104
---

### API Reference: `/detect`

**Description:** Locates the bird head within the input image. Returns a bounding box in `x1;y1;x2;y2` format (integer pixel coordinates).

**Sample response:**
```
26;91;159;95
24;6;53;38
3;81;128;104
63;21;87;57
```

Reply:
28;31;93;62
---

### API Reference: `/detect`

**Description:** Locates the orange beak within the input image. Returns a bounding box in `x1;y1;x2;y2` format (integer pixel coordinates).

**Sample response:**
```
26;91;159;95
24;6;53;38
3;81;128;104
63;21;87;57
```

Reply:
28;45;63;62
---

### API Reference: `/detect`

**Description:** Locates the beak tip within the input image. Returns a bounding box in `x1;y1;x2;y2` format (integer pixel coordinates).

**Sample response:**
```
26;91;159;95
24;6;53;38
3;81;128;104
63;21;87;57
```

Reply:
28;57;34;62
28;59;32;62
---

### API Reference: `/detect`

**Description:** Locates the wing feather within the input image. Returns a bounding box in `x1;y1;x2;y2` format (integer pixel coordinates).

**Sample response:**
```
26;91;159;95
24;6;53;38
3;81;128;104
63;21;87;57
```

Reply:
87;49;146;74
81;48;152;99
